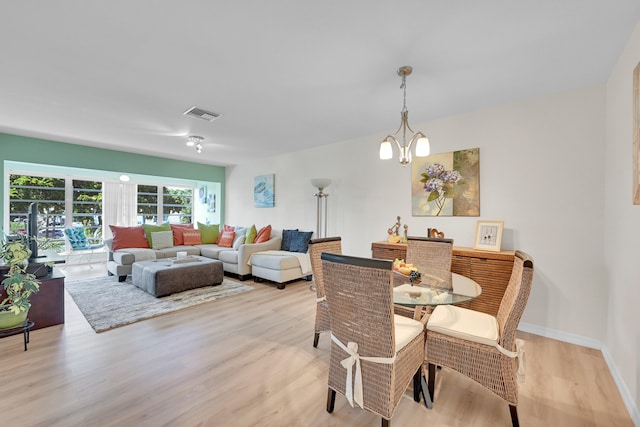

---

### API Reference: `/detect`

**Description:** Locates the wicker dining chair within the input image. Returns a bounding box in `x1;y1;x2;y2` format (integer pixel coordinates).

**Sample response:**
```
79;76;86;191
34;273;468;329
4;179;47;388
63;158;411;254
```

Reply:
425;250;534;427
394;237;454;320
308;236;342;347
321;253;425;427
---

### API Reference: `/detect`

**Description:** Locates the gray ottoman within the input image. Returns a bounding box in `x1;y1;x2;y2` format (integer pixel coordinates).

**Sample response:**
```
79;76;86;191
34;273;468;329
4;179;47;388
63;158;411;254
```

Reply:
131;256;224;297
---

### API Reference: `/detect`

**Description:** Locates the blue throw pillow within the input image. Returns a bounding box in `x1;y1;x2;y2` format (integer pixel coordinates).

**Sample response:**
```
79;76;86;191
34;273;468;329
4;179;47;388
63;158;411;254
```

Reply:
289;231;313;253
281;229;299;251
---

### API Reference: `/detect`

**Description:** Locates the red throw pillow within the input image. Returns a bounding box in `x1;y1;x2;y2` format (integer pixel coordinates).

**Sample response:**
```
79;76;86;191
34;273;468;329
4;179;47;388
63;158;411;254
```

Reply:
171;224;194;245
218;230;235;248
216;224;235;244
109;225;149;251
182;230;202;246
254;225;272;243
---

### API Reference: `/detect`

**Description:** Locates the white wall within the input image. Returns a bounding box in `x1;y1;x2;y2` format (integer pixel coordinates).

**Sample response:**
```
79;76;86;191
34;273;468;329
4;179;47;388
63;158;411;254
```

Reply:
605;19;640;413
227;84;606;340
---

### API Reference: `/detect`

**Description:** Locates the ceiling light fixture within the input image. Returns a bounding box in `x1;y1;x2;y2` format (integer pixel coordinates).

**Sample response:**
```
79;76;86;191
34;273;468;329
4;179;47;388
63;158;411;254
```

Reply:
379;66;430;166
187;135;204;154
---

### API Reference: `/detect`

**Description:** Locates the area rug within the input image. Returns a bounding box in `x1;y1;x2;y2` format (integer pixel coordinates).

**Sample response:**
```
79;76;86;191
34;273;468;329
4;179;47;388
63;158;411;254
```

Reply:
65;276;253;333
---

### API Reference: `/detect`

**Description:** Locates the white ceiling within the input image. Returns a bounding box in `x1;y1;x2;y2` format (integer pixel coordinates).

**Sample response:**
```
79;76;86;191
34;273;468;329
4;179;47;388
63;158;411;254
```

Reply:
1;1;639;167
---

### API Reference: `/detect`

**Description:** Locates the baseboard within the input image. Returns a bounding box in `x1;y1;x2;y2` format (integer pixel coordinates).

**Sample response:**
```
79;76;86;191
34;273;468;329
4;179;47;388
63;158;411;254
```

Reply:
519;322;640;425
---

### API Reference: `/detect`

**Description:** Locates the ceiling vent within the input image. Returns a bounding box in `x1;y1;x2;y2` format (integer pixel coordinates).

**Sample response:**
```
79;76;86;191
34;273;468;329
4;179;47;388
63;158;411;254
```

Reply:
183;106;222;122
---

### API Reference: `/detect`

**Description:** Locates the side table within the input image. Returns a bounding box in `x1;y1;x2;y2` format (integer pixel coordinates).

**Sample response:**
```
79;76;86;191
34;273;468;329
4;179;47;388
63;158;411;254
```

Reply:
0;320;35;351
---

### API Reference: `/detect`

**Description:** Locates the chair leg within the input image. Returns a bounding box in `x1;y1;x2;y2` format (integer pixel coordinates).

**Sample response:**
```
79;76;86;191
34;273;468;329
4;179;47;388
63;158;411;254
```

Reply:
428;363;436;402
382;418;390;427
509;405;519;427
326;388;336;413
313;332;320;348
413;367;422;402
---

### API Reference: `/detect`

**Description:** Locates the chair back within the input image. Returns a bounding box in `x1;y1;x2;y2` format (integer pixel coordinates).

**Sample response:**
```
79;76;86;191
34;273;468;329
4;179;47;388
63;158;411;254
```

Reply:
309;237;342;300
321;253;395;358
406;236;453;287
496;251;534;350
65;227;89;250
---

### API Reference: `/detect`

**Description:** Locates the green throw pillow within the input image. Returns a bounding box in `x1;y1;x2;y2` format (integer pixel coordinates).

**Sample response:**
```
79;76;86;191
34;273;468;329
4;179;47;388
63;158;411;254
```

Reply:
245;224;257;244
198;222;220;244
142;223;171;243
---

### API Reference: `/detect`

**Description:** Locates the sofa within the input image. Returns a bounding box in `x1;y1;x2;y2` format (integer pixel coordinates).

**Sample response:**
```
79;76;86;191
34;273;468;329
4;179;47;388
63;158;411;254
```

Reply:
105;224;314;288
105;224;281;281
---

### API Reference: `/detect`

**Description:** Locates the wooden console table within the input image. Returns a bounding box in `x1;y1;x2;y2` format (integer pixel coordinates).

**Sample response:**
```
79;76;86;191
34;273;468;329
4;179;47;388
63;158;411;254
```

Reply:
0;268;65;331
371;241;515;316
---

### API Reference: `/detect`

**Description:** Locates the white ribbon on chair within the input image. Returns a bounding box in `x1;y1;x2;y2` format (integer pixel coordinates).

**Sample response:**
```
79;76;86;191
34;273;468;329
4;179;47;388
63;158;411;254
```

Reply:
316;296;326;303
494;338;526;382
330;333;396;409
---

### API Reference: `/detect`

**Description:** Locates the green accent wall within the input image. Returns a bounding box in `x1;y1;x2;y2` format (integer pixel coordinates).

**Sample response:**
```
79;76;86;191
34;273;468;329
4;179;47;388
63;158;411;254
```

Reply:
0;132;225;224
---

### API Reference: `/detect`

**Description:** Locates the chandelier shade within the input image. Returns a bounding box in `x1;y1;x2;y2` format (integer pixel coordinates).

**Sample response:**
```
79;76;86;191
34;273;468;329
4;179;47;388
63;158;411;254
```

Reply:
379;66;430;166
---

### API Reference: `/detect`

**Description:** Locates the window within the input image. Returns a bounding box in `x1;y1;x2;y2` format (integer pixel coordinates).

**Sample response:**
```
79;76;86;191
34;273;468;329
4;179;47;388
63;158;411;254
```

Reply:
72;180;103;238
8;174;66;251
163;186;193;224
137;185;158;224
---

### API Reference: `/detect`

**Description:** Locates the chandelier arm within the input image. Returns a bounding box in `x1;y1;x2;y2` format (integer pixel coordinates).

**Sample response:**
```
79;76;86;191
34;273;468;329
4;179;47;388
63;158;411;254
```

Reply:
383;135;404;153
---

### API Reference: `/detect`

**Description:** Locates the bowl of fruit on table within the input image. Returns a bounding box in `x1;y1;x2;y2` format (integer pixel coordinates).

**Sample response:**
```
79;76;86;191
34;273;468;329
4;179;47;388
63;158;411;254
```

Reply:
392;259;422;284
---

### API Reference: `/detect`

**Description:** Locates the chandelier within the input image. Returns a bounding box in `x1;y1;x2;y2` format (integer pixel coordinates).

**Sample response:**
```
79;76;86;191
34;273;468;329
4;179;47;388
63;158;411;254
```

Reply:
379;66;430;166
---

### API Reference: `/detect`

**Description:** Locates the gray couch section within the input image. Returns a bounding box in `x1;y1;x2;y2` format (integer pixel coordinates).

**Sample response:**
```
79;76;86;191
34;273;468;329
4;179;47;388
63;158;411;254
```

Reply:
105;236;282;282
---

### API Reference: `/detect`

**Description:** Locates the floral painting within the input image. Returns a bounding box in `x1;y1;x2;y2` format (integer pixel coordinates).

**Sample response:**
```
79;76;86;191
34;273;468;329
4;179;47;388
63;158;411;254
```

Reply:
411;148;479;216
254;174;275;208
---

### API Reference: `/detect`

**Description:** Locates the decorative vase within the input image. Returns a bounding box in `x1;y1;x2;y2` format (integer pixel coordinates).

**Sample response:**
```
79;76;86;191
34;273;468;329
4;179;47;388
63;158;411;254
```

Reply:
0;307;29;330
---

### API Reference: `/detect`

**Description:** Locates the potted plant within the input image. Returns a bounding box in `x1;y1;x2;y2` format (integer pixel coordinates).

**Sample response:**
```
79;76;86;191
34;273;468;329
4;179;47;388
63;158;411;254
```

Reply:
0;235;41;330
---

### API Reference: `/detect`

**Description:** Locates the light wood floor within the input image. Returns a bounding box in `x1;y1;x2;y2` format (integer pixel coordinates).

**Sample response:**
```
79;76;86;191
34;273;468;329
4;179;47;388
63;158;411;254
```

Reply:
0;263;633;427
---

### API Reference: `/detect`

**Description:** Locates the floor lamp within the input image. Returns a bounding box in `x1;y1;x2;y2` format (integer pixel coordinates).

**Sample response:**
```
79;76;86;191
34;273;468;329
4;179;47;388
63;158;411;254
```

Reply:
311;178;331;239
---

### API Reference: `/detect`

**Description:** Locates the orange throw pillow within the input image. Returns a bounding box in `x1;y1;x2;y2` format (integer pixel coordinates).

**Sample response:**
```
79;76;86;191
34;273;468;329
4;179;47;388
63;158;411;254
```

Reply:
254;225;272;243
182;230;202;246
218;230;236;248
171;224;194;245
216;224;235;244
109;225;149;251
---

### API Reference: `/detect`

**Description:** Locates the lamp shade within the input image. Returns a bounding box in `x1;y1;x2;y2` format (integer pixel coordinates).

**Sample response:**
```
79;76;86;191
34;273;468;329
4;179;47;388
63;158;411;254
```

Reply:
310;178;332;190
379;139;393;160
415;136;430;157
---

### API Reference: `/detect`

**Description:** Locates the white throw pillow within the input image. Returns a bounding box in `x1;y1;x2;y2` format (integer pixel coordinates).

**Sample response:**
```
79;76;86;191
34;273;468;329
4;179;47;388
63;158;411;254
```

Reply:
151;230;174;250
232;226;248;249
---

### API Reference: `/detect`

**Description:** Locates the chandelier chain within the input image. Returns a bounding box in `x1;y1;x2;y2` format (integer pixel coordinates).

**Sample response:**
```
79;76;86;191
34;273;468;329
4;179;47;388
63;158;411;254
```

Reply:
401;75;408;113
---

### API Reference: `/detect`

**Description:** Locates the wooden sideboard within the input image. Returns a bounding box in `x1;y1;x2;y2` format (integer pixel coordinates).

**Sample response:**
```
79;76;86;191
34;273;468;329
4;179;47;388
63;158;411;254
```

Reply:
1;267;65;330
371;241;515;316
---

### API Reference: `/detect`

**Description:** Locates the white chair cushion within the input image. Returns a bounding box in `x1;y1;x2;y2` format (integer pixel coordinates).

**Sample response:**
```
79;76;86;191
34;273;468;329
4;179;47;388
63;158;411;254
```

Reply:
427;305;499;347
393;314;424;352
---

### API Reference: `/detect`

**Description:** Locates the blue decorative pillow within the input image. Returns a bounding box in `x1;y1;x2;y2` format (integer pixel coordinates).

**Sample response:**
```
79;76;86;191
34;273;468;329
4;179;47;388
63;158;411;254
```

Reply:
289;231;313;253
281;229;299;251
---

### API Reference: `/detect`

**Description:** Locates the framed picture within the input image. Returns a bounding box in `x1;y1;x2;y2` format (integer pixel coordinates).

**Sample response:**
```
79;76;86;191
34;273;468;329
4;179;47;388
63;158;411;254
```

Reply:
411;147;480;216
199;186;207;204
473;220;504;252
254;174;275;208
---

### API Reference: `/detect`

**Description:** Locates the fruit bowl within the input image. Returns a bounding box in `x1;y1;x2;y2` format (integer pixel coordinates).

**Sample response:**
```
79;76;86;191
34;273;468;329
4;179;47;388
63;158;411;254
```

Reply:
392;259;422;284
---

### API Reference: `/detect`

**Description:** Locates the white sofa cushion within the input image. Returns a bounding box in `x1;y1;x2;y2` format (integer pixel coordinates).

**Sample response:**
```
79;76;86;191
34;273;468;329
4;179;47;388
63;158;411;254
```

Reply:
155;245;200;259
218;250;238;263
113;248;156;265
427;304;498;347
197;244;234;258
249;252;302;270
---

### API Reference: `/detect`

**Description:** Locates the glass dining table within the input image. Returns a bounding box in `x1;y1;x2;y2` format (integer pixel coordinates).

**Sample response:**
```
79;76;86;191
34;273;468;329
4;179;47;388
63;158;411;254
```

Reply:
392;268;482;409
393;270;482;309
